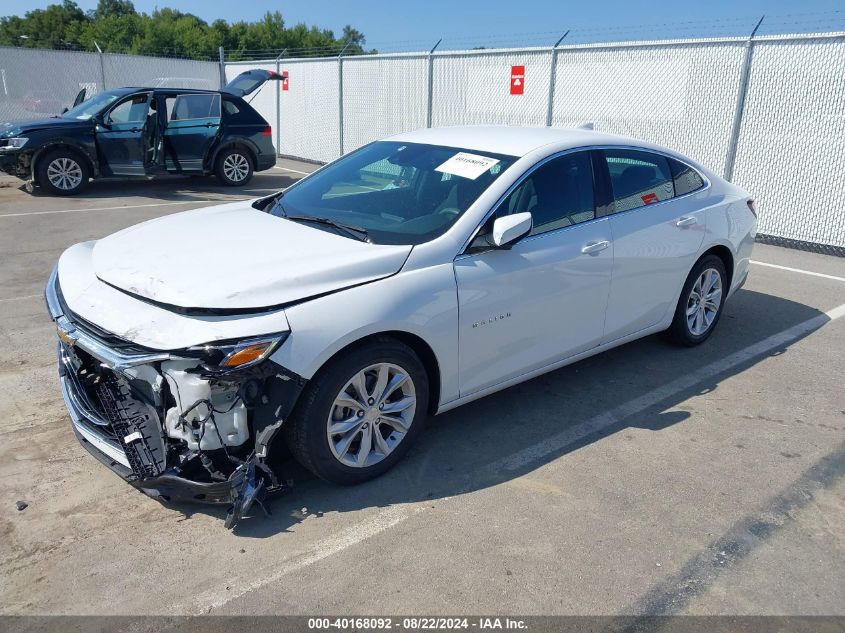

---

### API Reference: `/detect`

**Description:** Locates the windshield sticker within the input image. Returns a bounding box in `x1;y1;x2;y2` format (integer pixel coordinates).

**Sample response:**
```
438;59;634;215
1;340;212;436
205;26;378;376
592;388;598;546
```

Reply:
435;152;500;180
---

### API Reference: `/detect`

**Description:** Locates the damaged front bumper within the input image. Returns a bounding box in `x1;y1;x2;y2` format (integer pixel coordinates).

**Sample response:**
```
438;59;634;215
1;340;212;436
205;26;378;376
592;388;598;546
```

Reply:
0;150;30;179
46;266;306;528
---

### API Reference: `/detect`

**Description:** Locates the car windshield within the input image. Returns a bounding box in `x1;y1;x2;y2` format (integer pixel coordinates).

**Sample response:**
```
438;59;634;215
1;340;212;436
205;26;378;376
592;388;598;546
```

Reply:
61;91;123;120
269;141;518;245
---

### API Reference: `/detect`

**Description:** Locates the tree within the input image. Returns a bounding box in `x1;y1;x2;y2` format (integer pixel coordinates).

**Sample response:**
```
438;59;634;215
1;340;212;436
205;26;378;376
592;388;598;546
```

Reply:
93;0;136;21
0;3;372;59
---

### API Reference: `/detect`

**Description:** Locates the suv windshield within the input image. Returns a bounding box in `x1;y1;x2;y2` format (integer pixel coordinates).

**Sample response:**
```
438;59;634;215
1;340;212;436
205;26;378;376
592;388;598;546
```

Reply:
61;91;123;120
270;141;518;245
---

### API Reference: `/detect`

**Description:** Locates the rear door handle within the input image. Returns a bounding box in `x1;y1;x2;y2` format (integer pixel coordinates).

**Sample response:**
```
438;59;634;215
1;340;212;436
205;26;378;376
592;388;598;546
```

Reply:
676;216;697;227
581;240;610;255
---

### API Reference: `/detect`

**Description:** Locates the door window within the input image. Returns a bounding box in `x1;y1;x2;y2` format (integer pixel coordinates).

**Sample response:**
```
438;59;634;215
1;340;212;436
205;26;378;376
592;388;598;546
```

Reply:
499;151;595;236
107;94;150;124
604;149;674;212
166;94;221;122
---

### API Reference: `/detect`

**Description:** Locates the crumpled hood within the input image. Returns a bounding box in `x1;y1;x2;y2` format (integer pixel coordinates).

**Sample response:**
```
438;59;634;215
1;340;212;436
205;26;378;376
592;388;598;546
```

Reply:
92;200;412;310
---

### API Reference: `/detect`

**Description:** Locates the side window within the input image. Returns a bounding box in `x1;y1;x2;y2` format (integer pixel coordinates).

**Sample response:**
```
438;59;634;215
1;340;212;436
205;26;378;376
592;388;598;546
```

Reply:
168;94;221;122
499;151;595;236
605;149;674;212
669;157;705;196
107;94;150;124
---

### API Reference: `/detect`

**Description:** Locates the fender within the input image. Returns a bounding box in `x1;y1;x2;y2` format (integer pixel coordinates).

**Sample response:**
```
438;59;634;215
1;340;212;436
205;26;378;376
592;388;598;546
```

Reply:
30;137;99;180
207;136;260;171
270;262;461;406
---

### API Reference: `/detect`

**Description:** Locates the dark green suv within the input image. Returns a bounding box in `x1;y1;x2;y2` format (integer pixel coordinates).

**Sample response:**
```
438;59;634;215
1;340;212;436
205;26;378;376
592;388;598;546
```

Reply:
0;69;282;195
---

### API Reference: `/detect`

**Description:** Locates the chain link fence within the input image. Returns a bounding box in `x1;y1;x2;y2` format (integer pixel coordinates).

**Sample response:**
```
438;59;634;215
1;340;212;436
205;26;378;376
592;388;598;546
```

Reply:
0;45;218;122
259;32;845;252
0;31;841;251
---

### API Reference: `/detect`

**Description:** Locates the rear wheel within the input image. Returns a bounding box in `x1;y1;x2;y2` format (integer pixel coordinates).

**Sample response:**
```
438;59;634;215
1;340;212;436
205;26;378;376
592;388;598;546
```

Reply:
37;149;89;195
667;254;727;346
285;337;429;485
215;148;253;186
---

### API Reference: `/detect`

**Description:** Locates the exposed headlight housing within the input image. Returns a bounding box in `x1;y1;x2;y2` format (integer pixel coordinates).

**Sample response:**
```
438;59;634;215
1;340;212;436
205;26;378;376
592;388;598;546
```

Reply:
188;333;288;372
0;137;29;151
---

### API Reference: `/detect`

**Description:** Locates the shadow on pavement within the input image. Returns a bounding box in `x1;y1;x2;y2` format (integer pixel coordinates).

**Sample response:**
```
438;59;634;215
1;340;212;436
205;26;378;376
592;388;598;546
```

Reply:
21;170;296;202
167;288;831;538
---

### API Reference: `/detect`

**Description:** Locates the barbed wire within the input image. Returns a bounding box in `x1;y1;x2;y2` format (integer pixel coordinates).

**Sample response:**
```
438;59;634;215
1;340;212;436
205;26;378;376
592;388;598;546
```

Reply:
2;10;844;62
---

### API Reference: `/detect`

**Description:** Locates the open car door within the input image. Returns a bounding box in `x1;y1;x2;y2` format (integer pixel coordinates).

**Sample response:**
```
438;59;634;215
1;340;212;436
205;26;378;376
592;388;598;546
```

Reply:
72;88;87;107
222;69;286;98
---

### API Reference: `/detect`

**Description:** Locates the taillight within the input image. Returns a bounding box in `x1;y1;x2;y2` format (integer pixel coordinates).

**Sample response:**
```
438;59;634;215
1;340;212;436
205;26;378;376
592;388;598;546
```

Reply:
262;126;272;137
746;199;757;218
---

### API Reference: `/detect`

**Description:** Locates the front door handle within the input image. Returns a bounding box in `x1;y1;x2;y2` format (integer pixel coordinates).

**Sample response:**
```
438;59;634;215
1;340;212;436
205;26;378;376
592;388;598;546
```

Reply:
581;240;610;255
676;216;697;227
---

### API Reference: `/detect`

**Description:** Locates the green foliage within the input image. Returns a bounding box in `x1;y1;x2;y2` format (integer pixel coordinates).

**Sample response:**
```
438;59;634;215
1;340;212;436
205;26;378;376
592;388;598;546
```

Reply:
0;0;371;59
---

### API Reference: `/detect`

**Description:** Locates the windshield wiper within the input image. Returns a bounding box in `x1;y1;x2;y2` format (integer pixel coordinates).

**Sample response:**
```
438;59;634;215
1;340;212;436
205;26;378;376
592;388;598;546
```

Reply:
284;213;370;242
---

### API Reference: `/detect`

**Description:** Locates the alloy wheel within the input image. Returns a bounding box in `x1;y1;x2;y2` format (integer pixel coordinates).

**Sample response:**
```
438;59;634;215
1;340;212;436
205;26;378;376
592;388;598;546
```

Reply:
326;362;417;468
47;157;83;191
222;153;250;182
686;267;722;336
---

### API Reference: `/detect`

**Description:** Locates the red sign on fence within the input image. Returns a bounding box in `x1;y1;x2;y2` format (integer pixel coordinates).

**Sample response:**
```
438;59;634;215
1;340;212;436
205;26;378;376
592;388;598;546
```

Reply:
281;71;289;91
510;65;524;95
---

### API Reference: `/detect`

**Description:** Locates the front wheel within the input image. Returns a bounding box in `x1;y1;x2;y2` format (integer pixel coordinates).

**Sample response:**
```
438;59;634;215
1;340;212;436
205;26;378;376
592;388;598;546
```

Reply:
215;148;253;186
37;149;89;195
667;254;727;346
285;337;429;485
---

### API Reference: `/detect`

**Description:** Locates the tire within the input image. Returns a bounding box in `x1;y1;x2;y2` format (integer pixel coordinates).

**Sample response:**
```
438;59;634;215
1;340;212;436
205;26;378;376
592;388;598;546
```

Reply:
285;337;429;485
37;149;89;195
667;254;728;346
215;147;253;186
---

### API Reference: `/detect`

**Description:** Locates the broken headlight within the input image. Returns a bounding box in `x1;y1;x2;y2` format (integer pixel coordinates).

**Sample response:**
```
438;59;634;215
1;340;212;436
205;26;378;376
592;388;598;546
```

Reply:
188;333;288;372
0;137;29;151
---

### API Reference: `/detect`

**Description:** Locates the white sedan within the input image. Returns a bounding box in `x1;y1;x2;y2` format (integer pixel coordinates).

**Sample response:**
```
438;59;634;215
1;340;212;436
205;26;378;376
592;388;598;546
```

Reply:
46;126;757;527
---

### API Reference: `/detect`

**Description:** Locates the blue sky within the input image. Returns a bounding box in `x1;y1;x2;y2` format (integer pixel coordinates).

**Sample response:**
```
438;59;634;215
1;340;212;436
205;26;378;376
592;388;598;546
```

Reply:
3;0;844;50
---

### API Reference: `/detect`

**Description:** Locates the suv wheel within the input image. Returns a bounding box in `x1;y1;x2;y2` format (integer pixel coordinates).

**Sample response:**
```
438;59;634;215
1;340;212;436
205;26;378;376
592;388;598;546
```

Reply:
215;148;253;186
285;337;429;485
37;149;89;195
667;254;727;346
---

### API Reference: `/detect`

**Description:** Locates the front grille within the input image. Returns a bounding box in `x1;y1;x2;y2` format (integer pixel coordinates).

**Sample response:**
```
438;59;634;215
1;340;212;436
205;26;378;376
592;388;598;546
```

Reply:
61;343;167;477
55;280;156;356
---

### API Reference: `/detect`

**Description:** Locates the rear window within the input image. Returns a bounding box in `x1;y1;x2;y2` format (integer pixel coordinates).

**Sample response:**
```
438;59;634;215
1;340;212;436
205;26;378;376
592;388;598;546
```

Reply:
604;149;674;213
669;158;706;196
221;97;266;125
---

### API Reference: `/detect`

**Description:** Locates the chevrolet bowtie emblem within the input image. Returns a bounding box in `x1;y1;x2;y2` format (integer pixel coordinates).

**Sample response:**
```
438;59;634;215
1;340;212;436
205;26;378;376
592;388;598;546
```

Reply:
56;324;79;347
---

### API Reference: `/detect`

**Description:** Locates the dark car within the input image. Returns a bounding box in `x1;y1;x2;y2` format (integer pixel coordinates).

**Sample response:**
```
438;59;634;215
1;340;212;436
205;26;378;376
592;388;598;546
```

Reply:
0;70;282;195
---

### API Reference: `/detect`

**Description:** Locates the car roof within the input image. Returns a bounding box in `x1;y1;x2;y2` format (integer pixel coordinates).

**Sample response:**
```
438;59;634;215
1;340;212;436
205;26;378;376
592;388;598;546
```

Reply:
121;87;224;95
387;125;668;159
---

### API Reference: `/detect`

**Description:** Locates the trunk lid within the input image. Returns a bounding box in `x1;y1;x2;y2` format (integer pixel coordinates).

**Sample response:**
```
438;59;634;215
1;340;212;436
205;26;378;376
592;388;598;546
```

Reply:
222;69;286;97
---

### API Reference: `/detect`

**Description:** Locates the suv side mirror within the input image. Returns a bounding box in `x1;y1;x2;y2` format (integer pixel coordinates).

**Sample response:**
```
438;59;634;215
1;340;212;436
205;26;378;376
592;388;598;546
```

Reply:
490;212;532;248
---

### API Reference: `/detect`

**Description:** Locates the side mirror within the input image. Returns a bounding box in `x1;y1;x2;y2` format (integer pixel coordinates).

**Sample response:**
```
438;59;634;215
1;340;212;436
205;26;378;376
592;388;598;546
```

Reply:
490;212;532;248
94;115;110;129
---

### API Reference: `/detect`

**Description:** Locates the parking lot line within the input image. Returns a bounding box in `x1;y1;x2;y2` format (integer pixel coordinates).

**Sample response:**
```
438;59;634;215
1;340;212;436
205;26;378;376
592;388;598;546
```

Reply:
0;293;42;303
273;166;314;176
751;260;845;283
0;199;248;219
492;300;845;475
195;299;845;615
179;506;419;614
